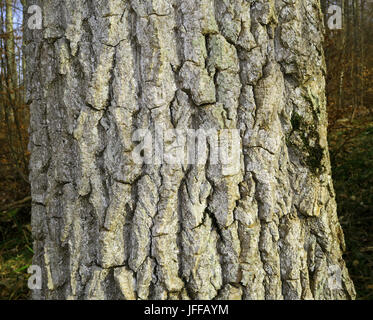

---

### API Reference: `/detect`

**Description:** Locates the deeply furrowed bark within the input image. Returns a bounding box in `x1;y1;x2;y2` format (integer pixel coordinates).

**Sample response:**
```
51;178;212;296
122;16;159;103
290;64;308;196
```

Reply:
26;0;356;300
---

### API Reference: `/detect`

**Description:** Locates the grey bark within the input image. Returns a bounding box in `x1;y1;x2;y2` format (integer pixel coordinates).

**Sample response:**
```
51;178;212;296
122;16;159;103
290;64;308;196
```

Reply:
26;0;356;300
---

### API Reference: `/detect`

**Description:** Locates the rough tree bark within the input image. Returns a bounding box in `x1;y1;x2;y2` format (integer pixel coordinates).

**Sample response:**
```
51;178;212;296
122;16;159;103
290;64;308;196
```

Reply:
26;0;356;300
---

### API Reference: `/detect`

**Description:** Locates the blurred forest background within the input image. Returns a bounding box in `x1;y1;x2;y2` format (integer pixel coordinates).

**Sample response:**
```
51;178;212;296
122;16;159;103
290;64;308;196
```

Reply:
0;0;372;300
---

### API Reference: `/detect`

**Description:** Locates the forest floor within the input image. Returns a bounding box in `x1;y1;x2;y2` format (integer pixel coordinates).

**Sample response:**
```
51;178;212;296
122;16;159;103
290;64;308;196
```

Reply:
0;130;31;299
0;119;372;300
330;118;373;300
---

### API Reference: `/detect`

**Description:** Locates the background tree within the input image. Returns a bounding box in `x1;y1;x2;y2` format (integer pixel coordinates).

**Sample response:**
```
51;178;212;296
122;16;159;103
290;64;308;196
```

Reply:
322;0;373;299
25;0;357;300
0;0;28;185
324;0;372;137
0;0;31;300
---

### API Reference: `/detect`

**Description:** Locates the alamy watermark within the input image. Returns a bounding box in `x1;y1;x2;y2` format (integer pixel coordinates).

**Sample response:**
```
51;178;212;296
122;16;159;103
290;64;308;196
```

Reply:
327;5;342;30
132;126;241;175
328;264;343;290
27;5;42;30
27;265;42;290
25;4;344;31
27;263;344;291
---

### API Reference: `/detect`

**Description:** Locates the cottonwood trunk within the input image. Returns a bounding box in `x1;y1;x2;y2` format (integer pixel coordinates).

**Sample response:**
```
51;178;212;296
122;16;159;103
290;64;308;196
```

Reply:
26;0;356;300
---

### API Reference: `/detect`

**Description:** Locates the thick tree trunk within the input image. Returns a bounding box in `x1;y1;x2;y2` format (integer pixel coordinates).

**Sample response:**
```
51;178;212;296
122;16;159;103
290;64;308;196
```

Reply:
26;0;355;300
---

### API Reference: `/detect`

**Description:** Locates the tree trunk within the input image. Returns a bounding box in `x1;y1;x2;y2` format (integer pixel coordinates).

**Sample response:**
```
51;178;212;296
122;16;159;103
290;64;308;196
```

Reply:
6;0;17;94
26;0;356;300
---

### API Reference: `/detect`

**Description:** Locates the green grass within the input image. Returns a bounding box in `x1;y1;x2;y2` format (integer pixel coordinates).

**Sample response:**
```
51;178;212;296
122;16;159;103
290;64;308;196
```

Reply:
0;207;33;300
330;122;373;300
